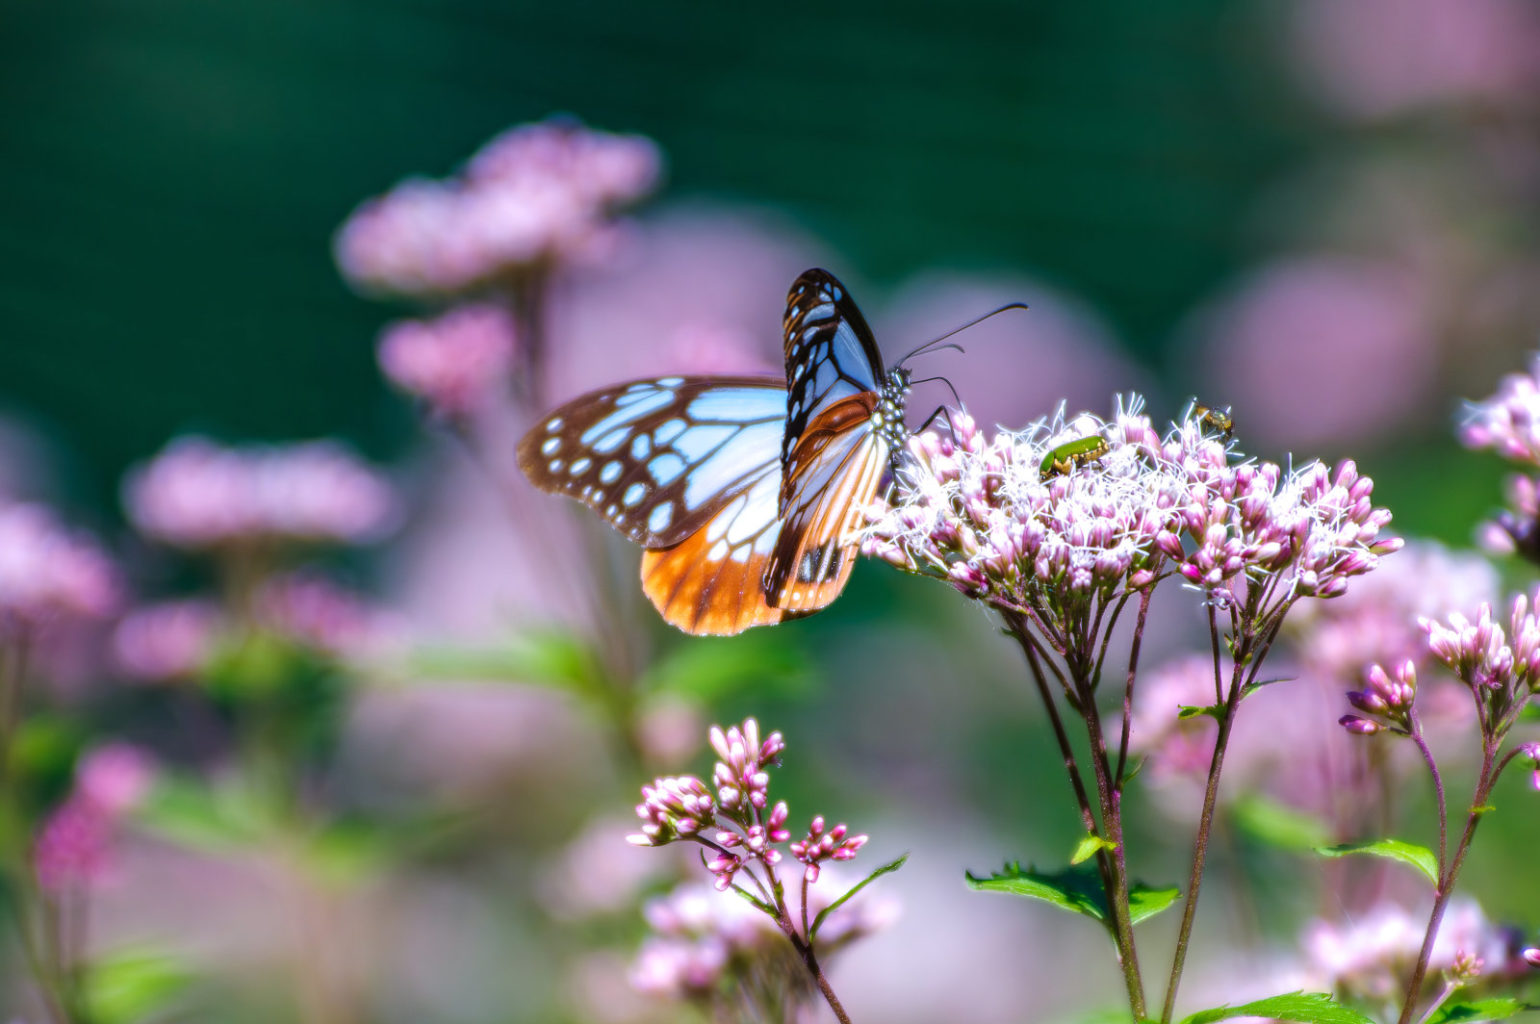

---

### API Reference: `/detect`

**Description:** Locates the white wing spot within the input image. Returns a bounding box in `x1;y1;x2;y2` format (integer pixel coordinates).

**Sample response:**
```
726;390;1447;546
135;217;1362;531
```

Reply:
657;376;684;387
540;437;560;455
654;419;686;445
600;462;622;484
631;434;652;459
707;539;729;561
548;459;563;473
623;482;647;507
546;417;563;432
569;457;592;475
648;504;672;533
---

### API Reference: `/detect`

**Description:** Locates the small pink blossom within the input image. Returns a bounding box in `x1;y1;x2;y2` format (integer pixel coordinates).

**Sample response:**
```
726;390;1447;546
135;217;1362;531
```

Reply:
377;304;517;417
789;816;869;884
254;572;396;656
335;117;661;298
1463;352;1540;465
34;744;156;892
125;437;396;549
0;503;119;627
111;599;221;681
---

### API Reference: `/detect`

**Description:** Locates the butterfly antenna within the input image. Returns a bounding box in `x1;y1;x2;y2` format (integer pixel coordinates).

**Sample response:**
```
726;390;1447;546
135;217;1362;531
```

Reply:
897;302;1030;366
908;374;962;408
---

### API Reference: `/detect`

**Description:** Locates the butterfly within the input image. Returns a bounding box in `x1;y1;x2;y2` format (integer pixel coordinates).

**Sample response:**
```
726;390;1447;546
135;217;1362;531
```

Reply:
517;268;915;635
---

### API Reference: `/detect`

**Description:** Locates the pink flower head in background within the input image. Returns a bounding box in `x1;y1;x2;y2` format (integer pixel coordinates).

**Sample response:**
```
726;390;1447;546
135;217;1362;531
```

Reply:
377;304;518;419
33;743;156;892
1291;0;1540;121
1463;352;1540;465
124;437;396;550
111;598;222;682
1184;257;1437;451
334;117;661;298
0;502;119;629
254;572;397;657
1303;899;1510;1001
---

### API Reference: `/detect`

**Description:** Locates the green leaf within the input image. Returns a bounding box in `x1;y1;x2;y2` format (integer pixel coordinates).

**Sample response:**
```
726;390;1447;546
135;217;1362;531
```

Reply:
638;632;813;703
810;855;907;943
1071;833;1115;864
1425;998;1532;1024
133;774;276;852
966;862;1179;927
1179;991;1376;1024
727;883;775;917
1519;702;1540;723
1315;838;1438;886
1177;704;1221;721
1127;883;1181;925
1231;794;1332;850
403;628;606;697
86;947;193;1024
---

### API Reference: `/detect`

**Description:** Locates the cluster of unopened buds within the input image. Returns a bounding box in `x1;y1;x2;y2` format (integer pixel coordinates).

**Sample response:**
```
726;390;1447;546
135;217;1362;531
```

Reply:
1340;660;1417;735
864;398;1399;619
629;719;866;893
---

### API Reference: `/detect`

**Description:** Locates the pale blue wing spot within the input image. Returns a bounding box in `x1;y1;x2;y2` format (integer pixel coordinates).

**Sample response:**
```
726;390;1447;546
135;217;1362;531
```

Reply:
623;483;647;507
631;434;651;459
727;472;782;546
648;504;673;533
805;302;835;322
569;457;591;475
548;459;563;473
672;424;736;462
546;417;563;432
832;322;880;390
802;327;820;344
684;420;781;509
656;376;684;387
593;428;630;454
616;382;669;405
649;453;687;486
600;462;622;484
581;390;675;443
653;419;687;445
540;437;559;455
686;389;785;423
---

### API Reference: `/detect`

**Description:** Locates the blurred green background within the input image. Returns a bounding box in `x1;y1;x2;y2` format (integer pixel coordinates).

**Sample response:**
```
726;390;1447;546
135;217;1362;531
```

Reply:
1;0;1304;517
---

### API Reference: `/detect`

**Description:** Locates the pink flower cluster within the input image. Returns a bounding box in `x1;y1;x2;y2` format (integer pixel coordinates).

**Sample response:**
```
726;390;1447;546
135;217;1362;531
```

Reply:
1340;660;1418;735
335;118;661;297
33;743;156;892
1462;353;1540;465
1423;588;1540;695
0;502;119;628
111;599;221;681
125;437;395;549
864;398;1400;615
376;304;518;418
628;718;867;895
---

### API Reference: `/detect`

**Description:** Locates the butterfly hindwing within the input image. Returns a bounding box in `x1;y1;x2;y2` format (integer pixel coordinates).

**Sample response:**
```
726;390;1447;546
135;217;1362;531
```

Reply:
517;376;786;548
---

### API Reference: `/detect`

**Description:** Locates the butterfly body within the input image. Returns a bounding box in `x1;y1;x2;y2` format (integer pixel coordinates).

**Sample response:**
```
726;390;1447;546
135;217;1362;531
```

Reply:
518;269;911;635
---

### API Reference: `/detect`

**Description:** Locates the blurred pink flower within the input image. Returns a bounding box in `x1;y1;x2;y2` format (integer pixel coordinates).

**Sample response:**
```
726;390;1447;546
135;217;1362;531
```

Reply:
377;304;518;418
1303;899;1509;1000
111;599;221;682
1292;0;1540;120
1185;257;1438;451
335;118;661;298
34;743;156;892
254;572;398;656
879;271;1141;432
0;502;119;628
124;437;396;549
1289;539;1498;684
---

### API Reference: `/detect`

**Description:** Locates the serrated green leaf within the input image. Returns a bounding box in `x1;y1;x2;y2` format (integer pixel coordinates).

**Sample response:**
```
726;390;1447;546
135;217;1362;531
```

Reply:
1071;833;1115;864
1232;794;1332;850
1180;990;1375;1024
1315;838;1438;886
1425;998;1532;1024
1127;883;1181;925
966;862;1179;927
86;947;193;1024
810;854;907;942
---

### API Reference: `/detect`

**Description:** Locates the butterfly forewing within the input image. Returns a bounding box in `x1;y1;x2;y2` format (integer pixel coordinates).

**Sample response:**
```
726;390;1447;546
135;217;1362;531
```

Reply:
517;376;786;548
780;270;886;493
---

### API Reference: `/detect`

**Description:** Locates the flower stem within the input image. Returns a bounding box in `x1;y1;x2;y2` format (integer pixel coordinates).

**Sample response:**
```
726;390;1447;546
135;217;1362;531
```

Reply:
768;870;851;1024
1395;742;1496;1024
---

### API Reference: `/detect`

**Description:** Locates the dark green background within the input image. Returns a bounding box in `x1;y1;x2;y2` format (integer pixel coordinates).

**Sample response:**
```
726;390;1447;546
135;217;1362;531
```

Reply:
0;0;1301;518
